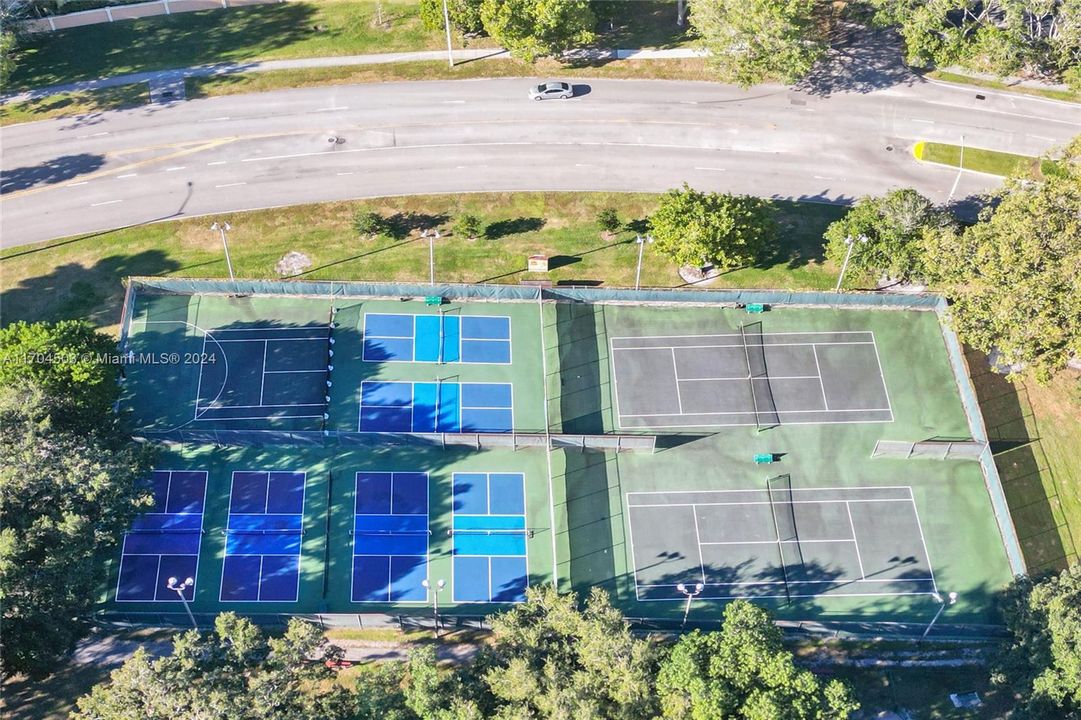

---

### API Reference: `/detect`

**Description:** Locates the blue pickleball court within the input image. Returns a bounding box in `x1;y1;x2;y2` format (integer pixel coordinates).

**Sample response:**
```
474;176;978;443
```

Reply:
362;313;511;364
115;470;207;603
451;472;529;603
359;381;513;433
220;471;306;603
352;471;430;602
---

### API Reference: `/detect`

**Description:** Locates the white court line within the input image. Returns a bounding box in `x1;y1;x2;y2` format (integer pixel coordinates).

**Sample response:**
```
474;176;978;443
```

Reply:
262;369;326;374
631;498;915;507
700;539;859;545
619;418;893;429
629;484;915;497
610;330;875;340
846;501;867;580
613;341;876;351
811;345;829;410
635;590;935;601
259;340;268;405
621;406;891;417
90;199;122;206
671;348;685;414
678;374;821;382
868;333;895;421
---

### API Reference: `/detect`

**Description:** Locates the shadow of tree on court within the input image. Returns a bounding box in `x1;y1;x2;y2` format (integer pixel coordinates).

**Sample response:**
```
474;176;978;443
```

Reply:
965;348;1077;572
0;153;106;194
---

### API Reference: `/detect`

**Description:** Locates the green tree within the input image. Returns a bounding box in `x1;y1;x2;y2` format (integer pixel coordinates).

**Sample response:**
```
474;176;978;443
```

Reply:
0;386;153;678
420;0;485;34
690;0;826;86
480;585;658;719
454;212;484;239
355;209;388;238
73;614;352;719
993;563;1081;719
480;0;595;62
649;184;778;271
922;137;1081;382
0;320;121;433
596;207;621;234
871;0;1081;83
657;600;859;719
823;188;952;288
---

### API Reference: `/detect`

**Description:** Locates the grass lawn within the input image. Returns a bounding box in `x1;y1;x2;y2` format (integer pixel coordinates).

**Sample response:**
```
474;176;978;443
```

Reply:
0;84;150;126
913;141;1048;178
926;70;1080;104
0;192;841;331
7;0;691;92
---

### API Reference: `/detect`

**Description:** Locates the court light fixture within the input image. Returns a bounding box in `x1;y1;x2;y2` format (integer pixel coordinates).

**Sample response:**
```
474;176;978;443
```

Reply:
921;590;958;642
634;234;654;291
676;582;704;628
166;576;198;629
421;578;447;637
834;233;868;292
210;221;236;282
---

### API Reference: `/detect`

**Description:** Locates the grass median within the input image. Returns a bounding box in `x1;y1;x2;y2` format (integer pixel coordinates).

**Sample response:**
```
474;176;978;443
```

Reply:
926;70;1080;104
913;140;1049;178
0;192;841;329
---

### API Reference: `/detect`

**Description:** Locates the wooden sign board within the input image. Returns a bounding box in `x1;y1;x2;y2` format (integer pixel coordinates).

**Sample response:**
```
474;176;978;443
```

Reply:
528;254;549;273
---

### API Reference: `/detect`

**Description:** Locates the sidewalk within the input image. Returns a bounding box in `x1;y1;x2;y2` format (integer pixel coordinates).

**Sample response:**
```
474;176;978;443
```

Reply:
0;46;706;105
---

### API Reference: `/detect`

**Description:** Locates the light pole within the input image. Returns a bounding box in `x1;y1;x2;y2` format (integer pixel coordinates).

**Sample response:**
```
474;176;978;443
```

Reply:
421;578;446;637
166;576;198;629
834;233;867;292
676;582;704;628
441;0;454;68
422;229;441;285
210;221;235;282
920;591;958;642
635;234;654;290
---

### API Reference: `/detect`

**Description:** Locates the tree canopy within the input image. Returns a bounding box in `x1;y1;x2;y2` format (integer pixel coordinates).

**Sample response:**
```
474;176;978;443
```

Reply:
73;614;353;720
649;184;778;271
823;187;952;288
419;0;485;35
479;0;595;62
689;0;827;86
657;600;859;719
922;137;1081;381
870;0;1081;88
0;320;122;433
993;563;1081;719
0;385;153;678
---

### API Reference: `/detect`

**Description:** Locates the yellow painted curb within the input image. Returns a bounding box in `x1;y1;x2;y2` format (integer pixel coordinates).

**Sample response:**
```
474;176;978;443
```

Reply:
912;141;925;160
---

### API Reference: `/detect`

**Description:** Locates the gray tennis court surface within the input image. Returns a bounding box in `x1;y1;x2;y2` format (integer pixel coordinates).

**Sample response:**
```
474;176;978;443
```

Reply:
627;485;936;601
611;330;892;429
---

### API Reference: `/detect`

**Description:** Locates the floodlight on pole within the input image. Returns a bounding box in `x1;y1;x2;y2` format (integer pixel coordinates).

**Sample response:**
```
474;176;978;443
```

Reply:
635;234;654;290
166;576;198;629
920;591;958;642
676;581;704;628
441;0;454;68
210;221;236;282
834;233;867;292
421;578;446;637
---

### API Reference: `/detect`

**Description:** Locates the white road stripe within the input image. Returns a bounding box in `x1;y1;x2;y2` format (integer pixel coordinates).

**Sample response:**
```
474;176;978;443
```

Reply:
91;199;123;207
695;166;725;171
207;161;228;166
214;182;246;188
66;181;90;187
165;166;186;172
314;106;349;112
117;173;138;179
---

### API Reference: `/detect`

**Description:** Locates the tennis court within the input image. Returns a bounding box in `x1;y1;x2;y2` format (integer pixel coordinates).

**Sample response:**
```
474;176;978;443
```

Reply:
627;481;937;601
363;312;512;364
611;326;892;429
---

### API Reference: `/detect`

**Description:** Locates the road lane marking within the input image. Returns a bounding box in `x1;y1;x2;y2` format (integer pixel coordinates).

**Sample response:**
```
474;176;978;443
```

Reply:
207;161;228;166
66;181;90;187
924;100;1081;126
695;166;725;171
314;106;349;112
77;131;110;138
336;172;355;176
91;199;122;207
200;117;231;122
910;118;935;124
117;174;138;179
214;182;246;188
165;166;187;172
442;100;466;104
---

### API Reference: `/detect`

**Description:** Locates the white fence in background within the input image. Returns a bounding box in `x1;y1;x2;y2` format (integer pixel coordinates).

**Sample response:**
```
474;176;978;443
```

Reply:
21;0;284;33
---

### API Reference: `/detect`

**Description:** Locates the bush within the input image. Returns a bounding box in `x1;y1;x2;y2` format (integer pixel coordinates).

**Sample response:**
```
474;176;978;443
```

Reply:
596;207;620;233
454;212;484;239
353;209;386;237
419;0;485;34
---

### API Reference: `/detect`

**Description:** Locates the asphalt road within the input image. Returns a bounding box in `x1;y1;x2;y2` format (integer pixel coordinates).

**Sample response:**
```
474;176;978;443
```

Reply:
1;77;1078;247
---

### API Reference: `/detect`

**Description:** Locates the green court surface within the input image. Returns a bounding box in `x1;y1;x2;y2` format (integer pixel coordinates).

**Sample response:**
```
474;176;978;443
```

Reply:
103;281;1018;627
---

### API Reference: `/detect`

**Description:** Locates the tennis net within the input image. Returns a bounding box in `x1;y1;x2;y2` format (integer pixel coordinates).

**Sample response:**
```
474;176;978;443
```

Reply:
740;322;780;431
766;474;798;603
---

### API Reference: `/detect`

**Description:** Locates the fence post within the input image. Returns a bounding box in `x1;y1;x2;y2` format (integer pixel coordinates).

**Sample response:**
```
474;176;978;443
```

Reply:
105;6;114;21
163;0;171;15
